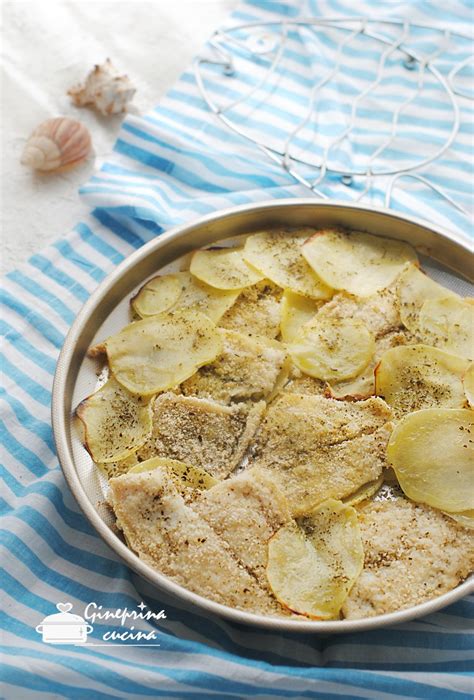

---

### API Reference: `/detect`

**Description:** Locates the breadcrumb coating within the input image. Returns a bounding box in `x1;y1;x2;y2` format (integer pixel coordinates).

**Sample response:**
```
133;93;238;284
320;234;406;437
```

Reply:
219;280;282;339
192;468;291;590
136;393;265;478
109;468;283;614
181;329;288;405
343;497;474;619
250;394;393;515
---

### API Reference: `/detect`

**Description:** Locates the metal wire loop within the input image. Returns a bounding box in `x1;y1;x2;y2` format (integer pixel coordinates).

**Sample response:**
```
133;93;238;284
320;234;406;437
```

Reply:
194;17;471;217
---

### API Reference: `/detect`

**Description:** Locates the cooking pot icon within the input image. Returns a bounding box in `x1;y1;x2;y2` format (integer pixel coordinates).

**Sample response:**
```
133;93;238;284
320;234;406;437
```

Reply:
36;603;93;644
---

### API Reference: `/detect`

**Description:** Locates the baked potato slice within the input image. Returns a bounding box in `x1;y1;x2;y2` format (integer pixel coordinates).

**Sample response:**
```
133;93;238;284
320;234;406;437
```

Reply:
303;229;417;297
96;453;140;480
375;344;469;417
280;289;322;343
443;510;474;530
464;363;474;407
288;316;374;382
266;499;363;619
243;229;333;299
131;274;182;317
397;263;457;333
417;296;474;360
343;476;384;506
128;456;218;491
387;408;474;513
105;310;223;395
190;248;264;290
132;272;239;322
75;377;153;463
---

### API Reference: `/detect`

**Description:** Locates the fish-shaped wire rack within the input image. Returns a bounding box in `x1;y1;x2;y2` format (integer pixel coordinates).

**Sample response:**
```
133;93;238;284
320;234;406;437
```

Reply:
194;17;473;223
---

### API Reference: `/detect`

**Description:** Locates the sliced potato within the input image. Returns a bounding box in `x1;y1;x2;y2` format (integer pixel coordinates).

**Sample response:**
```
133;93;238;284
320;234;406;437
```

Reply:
243;229;333;299
174;272;240;321
417;296;474;360
105;310;223;396
131;274;182;317
343;476;384;506
375;344;469;418
464;363;474;406
129;457;218;492
266;499;363;619
190;248;264;290
329;330;409;401
397;263;457;333
303;229;417;297
280;290;322;343
96;454;139;480
75;377;153;463
387;408;474;513
133;272;239;322
443;510;474;529
288;317;374;381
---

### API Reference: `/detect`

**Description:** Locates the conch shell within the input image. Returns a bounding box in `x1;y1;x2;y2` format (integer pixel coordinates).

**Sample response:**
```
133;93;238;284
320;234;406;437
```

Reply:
68;59;136;116
21;117;92;172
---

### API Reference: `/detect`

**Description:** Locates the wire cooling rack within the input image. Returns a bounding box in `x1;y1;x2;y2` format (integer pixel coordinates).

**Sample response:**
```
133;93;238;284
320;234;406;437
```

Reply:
194;17;473;218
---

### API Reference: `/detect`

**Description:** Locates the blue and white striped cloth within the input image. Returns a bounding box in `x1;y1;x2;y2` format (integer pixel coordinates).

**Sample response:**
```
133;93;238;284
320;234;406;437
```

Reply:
2;1;473;698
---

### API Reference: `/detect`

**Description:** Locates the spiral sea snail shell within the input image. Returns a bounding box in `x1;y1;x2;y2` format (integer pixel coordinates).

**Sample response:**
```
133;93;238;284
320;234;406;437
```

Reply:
68;58;136;116
21;117;92;172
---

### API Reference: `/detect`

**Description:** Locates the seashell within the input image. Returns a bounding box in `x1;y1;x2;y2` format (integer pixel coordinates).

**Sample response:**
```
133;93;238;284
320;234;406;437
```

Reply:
21;117;92;172
68;58;136;116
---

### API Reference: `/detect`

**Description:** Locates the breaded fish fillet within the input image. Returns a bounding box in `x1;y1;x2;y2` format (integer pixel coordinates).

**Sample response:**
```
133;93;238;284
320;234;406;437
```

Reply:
283;373;326;397
136;393;264;478
317;285;402;339
342;497;474;619
108;468;281;614
181;329;289;405
250;394;393;516
192;468;291;589
219;280;282;339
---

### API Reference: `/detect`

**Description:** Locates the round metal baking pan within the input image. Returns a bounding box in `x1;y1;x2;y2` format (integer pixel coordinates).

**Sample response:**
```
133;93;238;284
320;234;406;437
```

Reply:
52;199;474;633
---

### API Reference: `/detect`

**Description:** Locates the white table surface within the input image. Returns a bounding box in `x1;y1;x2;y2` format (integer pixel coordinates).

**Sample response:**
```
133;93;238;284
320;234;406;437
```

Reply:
1;0;238;275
